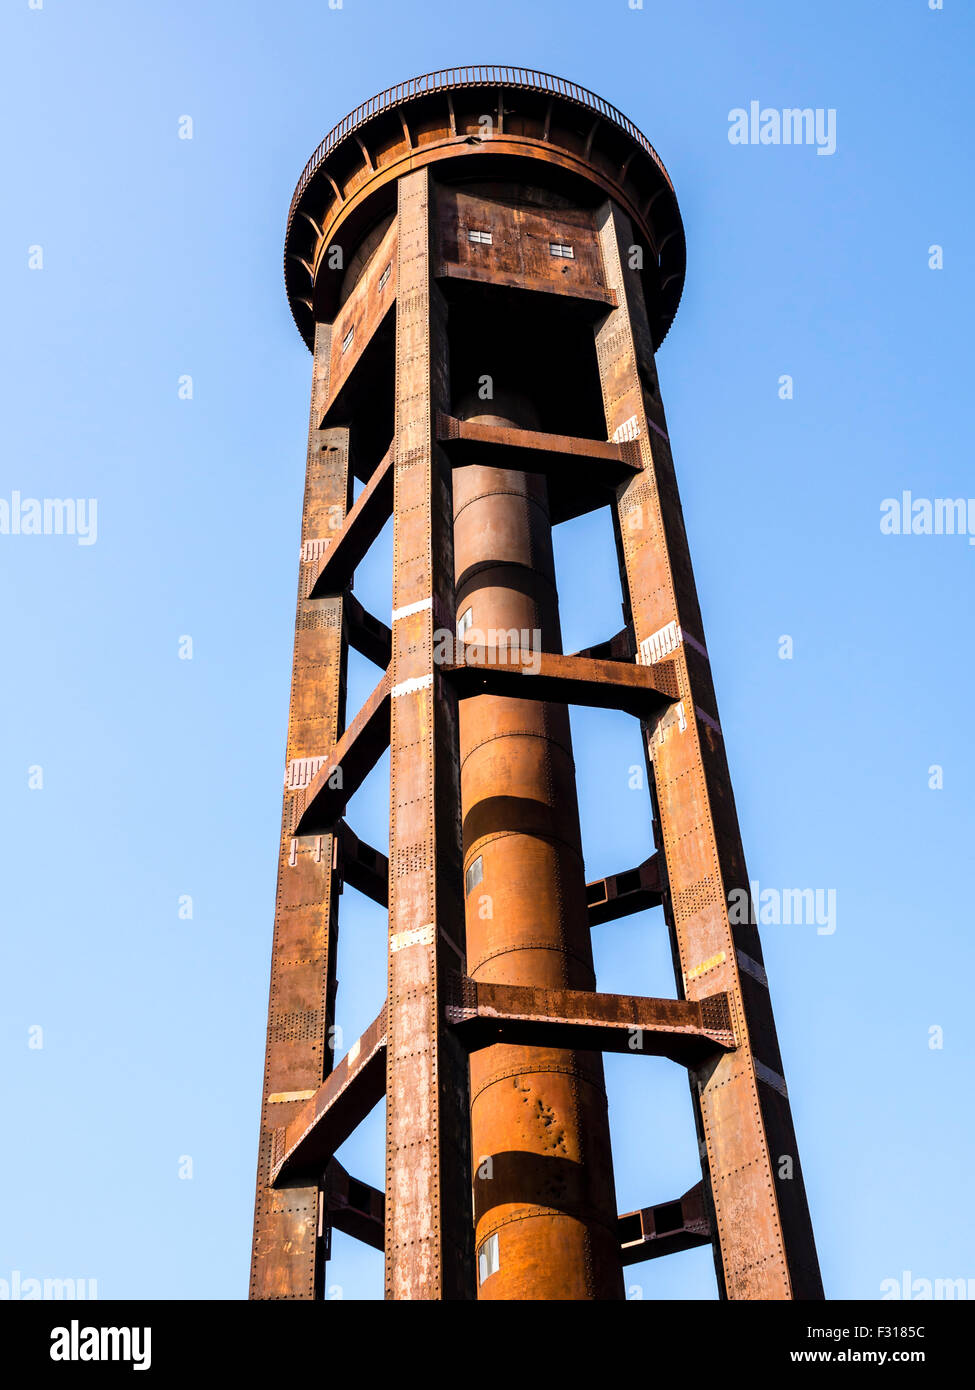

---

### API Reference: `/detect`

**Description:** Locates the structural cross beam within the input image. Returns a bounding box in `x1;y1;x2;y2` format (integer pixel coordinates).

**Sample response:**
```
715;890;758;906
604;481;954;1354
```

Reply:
618;1183;712;1266
309;447;394;598
291;671;391;835
345;591;392;671
587;854;663;926
271;1009;387;1187
442;645;677;717
321;1160;714;1272
323;1159;385;1254
437;413;640;523
254;71;824;1304
445;977;736;1065
336;820;389;908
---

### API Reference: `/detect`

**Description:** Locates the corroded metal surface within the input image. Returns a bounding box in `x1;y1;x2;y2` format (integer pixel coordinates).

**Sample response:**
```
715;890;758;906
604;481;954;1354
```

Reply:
586;854;663;927
283;68;685;352
618;1182;712;1265
594;201;823;1300
383;169;473;1299
288;67;676;216
452;437;624;1300
291;670;391;835
443;644;676;716
447;978;735;1061
252;70;822;1304
308;447;394;598
249;330;350;1300
324;1158;385;1252
271;1008;388;1186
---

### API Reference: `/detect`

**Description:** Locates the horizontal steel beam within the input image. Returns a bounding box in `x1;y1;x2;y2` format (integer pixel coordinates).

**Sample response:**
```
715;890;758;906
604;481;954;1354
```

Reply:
270;1009;388;1187
292;671;391;835
446;977;735;1065
618;1182;712;1267
324;1158;385;1253
437;412;637;476
436;413;641;524
571;625;636;663
587;853;662;926
308;448;394;598
344;590;392;670
336;820;389;909
441;645;676;718
437;261;618;313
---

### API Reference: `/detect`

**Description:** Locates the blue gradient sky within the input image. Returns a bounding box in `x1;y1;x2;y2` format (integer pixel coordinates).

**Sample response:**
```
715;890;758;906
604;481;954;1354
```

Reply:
1;0;972;1300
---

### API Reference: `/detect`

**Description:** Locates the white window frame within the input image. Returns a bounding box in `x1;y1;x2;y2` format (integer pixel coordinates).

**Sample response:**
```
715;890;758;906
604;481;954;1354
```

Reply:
465;856;483;897
477;1232;500;1285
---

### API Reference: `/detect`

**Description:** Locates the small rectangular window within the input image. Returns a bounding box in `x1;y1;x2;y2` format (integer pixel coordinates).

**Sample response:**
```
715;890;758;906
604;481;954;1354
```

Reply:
477;1232;499;1285
341;326;354;353
378;263;391;292
468;229;493;245
549;242;574;259
465;856;483;897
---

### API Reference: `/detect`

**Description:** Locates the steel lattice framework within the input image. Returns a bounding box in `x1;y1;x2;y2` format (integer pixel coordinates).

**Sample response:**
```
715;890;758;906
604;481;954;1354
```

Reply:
251;69;823;1301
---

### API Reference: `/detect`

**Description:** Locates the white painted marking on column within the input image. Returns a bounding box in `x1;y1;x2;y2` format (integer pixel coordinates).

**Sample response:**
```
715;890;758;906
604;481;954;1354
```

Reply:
285;756;329;789
391;596;433;622
390;922;435;953
301;538;331;563
392;673;433;697
638;620;709;665
612;414;641;442
639;620;682;664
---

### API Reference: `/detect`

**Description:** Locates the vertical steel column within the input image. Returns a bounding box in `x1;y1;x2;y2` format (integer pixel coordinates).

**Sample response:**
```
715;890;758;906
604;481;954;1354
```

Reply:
384;169;474;1300
453;441;624;1300
594;202;823;1300
250;323;351;1299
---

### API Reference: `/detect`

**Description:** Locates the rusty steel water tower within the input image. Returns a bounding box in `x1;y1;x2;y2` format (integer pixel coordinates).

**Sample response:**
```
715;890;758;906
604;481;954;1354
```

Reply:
250;67;823;1302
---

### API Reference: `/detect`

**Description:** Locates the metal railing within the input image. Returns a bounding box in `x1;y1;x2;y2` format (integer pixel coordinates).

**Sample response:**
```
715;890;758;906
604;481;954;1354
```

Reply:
287;66;672;230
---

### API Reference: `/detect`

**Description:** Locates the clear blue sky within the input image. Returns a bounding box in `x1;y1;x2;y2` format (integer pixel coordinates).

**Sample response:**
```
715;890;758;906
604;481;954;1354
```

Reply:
1;0;972;1301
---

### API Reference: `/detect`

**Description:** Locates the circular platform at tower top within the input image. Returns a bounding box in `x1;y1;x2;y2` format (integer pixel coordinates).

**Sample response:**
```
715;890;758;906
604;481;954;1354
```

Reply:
284;66;686;352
